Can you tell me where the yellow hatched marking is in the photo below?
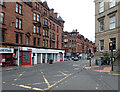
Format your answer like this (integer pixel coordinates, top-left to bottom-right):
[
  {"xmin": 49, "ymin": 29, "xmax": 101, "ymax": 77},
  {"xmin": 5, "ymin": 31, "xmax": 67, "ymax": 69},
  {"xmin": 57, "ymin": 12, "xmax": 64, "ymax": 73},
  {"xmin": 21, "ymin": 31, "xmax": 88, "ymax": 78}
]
[
  {"xmin": 14, "ymin": 71, "xmax": 25, "ymax": 81},
  {"xmin": 59, "ymin": 71, "xmax": 67, "ymax": 76},
  {"xmin": 44, "ymin": 73, "xmax": 73, "ymax": 90},
  {"xmin": 19, "ymin": 85, "xmax": 32, "ymax": 89},
  {"xmin": 41, "ymin": 71, "xmax": 50, "ymax": 87},
  {"xmin": 2, "ymin": 82, "xmax": 6, "ymax": 84},
  {"xmin": 32, "ymin": 87, "xmax": 44, "ymax": 91}
]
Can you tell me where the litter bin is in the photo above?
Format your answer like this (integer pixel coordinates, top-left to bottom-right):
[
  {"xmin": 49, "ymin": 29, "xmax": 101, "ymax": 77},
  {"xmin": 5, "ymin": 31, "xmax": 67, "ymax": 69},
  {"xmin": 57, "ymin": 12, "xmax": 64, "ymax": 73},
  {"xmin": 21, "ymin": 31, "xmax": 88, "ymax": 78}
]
[
  {"xmin": 49, "ymin": 60, "xmax": 53, "ymax": 64},
  {"xmin": 98, "ymin": 60, "xmax": 102, "ymax": 66}
]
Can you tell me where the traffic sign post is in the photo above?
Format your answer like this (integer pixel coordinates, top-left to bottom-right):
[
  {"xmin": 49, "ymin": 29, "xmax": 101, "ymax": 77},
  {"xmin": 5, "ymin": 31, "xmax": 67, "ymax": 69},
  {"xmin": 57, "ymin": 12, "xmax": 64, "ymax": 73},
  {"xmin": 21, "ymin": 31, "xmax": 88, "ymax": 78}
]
[
  {"xmin": 88, "ymin": 49, "xmax": 91, "ymax": 66},
  {"xmin": 109, "ymin": 41, "xmax": 114, "ymax": 71}
]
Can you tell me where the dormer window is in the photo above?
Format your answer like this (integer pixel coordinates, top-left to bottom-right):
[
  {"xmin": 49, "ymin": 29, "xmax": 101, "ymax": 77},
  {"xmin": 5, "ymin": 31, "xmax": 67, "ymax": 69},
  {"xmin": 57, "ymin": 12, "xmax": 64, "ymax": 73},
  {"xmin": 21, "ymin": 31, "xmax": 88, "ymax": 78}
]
[{"xmin": 44, "ymin": 9, "xmax": 47, "ymax": 15}]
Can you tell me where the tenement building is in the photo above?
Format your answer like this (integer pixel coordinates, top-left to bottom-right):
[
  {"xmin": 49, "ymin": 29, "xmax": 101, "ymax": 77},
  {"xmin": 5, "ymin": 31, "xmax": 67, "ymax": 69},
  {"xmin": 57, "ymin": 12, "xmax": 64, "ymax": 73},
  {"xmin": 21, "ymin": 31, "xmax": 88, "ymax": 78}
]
[
  {"xmin": 0, "ymin": 1, "xmax": 65, "ymax": 66},
  {"xmin": 63, "ymin": 30, "xmax": 95, "ymax": 58},
  {"xmin": 94, "ymin": 0, "xmax": 120, "ymax": 60}
]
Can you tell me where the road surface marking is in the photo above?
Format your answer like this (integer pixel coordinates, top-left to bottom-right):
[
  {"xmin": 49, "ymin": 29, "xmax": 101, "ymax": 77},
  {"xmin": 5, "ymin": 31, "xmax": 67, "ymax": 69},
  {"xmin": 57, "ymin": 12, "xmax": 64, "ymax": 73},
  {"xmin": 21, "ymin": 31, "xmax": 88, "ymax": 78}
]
[
  {"xmin": 59, "ymin": 71, "xmax": 67, "ymax": 76},
  {"xmin": 2, "ymin": 82, "xmax": 5, "ymax": 84},
  {"xmin": 26, "ymin": 81, "xmax": 56, "ymax": 86},
  {"xmin": 12, "ymin": 72, "xmax": 73, "ymax": 91},
  {"xmin": 41, "ymin": 71, "xmax": 50, "ymax": 87},
  {"xmin": 32, "ymin": 87, "xmax": 44, "ymax": 91},
  {"xmin": 108, "ymin": 73, "xmax": 120, "ymax": 75},
  {"xmin": 19, "ymin": 85, "xmax": 32, "ymax": 89},
  {"xmin": 14, "ymin": 71, "xmax": 25, "ymax": 81},
  {"xmin": 44, "ymin": 73, "xmax": 73, "ymax": 90}
]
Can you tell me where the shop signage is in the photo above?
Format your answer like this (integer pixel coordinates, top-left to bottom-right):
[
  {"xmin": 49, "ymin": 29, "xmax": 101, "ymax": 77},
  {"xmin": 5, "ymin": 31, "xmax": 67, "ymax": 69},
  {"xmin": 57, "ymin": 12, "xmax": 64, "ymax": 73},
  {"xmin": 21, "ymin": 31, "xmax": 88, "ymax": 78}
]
[{"xmin": 0, "ymin": 48, "xmax": 14, "ymax": 53}]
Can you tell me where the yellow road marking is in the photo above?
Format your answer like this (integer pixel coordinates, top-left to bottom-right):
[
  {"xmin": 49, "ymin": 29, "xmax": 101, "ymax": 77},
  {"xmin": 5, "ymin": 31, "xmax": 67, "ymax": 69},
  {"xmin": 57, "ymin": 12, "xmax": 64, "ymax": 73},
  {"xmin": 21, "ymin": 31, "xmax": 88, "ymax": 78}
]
[
  {"xmin": 2, "ymin": 82, "xmax": 6, "ymax": 84},
  {"xmin": 12, "ymin": 71, "xmax": 73, "ymax": 91},
  {"xmin": 111, "ymin": 74, "xmax": 120, "ymax": 75},
  {"xmin": 32, "ymin": 87, "xmax": 44, "ymax": 91},
  {"xmin": 26, "ymin": 81, "xmax": 56, "ymax": 86},
  {"xmin": 59, "ymin": 71, "xmax": 67, "ymax": 76},
  {"xmin": 44, "ymin": 73, "xmax": 73, "ymax": 90},
  {"xmin": 19, "ymin": 85, "xmax": 32, "ymax": 89},
  {"xmin": 54, "ymin": 75, "xmax": 65, "ymax": 77},
  {"xmin": 14, "ymin": 71, "xmax": 25, "ymax": 81},
  {"xmin": 41, "ymin": 71, "xmax": 50, "ymax": 87}
]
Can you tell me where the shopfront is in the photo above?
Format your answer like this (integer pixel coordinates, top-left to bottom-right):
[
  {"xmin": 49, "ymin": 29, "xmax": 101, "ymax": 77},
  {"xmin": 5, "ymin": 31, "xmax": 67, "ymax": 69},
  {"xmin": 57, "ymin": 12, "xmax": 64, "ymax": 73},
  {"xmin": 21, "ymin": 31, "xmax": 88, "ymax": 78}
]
[
  {"xmin": 19, "ymin": 47, "xmax": 32, "ymax": 66},
  {"xmin": 0, "ymin": 47, "xmax": 14, "ymax": 67}
]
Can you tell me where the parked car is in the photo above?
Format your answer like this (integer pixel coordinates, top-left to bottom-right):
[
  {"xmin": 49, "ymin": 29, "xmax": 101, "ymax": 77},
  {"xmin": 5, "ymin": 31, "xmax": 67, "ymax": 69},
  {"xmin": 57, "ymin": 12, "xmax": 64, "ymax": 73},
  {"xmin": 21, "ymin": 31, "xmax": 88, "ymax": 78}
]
[{"xmin": 74, "ymin": 57, "xmax": 79, "ymax": 61}]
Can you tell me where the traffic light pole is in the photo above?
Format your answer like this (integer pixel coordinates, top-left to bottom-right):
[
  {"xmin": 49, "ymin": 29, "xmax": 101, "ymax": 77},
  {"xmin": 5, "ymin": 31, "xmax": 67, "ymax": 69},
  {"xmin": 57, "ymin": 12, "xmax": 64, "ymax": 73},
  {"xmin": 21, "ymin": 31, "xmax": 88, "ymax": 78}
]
[
  {"xmin": 111, "ymin": 49, "xmax": 113, "ymax": 71},
  {"xmin": 90, "ymin": 57, "xmax": 91, "ymax": 66}
]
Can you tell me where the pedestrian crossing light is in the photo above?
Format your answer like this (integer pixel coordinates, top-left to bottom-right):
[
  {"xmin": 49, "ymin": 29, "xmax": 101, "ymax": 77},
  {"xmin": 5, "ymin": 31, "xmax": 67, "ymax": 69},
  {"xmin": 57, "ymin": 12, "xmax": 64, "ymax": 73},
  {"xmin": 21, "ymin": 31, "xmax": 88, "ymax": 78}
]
[{"xmin": 109, "ymin": 42, "xmax": 113, "ymax": 50}]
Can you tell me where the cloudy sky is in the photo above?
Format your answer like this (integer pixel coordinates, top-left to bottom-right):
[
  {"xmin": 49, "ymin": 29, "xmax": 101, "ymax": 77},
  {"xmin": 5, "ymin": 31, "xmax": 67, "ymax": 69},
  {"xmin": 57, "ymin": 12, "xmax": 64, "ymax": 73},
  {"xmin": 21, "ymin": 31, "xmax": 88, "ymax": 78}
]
[{"xmin": 42, "ymin": 0, "xmax": 95, "ymax": 42}]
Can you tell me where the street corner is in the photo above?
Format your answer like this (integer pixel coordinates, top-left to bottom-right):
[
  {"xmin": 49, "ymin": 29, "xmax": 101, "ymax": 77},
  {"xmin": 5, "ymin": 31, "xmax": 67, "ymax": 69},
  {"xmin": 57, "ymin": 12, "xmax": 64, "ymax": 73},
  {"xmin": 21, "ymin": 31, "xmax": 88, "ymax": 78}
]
[
  {"xmin": 83, "ymin": 65, "xmax": 100, "ymax": 70},
  {"xmin": 92, "ymin": 66, "xmax": 112, "ymax": 73}
]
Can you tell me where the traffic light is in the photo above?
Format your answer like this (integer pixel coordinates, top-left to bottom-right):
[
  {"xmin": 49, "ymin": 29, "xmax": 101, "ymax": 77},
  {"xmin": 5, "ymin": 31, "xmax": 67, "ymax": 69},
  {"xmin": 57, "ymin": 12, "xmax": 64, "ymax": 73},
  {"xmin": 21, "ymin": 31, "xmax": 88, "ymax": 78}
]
[
  {"xmin": 88, "ymin": 49, "xmax": 91, "ymax": 55},
  {"xmin": 109, "ymin": 42, "xmax": 113, "ymax": 50}
]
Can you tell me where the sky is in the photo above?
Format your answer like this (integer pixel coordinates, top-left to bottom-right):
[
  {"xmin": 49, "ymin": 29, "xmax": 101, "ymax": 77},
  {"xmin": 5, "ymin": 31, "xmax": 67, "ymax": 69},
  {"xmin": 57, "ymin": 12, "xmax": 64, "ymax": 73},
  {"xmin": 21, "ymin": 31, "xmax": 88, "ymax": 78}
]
[{"xmin": 42, "ymin": 0, "xmax": 95, "ymax": 42}]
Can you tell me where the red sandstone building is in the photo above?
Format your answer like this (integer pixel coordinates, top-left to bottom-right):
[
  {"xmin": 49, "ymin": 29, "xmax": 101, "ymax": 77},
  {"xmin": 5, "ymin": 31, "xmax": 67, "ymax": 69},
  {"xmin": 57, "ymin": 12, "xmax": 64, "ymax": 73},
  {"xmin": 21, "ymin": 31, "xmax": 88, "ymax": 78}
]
[
  {"xmin": 63, "ymin": 30, "xmax": 95, "ymax": 58},
  {"xmin": 0, "ymin": 1, "xmax": 65, "ymax": 66}
]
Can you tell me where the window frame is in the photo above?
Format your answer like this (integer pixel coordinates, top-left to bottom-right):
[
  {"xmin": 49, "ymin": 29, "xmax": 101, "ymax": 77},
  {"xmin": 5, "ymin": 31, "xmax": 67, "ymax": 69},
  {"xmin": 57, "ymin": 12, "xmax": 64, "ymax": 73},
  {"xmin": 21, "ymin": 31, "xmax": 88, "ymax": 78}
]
[
  {"xmin": 19, "ymin": 19, "xmax": 22, "ymax": 29},
  {"xmin": 37, "ymin": 38, "xmax": 40, "ymax": 46},
  {"xmin": 16, "ymin": 18, "xmax": 19, "ymax": 28},
  {"xmin": 26, "ymin": 36, "xmax": 29, "ymax": 45},
  {"xmin": 99, "ymin": 1, "xmax": 104, "ymax": 13},
  {"xmin": 99, "ymin": 19, "xmax": 104, "ymax": 32},
  {"xmin": 37, "ymin": 14, "xmax": 39, "ymax": 22},
  {"xmin": 1, "ymin": 12, "xmax": 4, "ymax": 24},
  {"xmin": 99, "ymin": 40, "xmax": 104, "ymax": 51},
  {"xmin": 33, "ymin": 25, "xmax": 36, "ymax": 33},
  {"xmin": 109, "ymin": 16, "xmax": 115, "ymax": 29},
  {"xmin": 33, "ymin": 37, "xmax": 36, "ymax": 46},
  {"xmin": 33, "ymin": 13, "xmax": 36, "ymax": 21},
  {"xmin": 109, "ymin": 0, "xmax": 115, "ymax": 8}
]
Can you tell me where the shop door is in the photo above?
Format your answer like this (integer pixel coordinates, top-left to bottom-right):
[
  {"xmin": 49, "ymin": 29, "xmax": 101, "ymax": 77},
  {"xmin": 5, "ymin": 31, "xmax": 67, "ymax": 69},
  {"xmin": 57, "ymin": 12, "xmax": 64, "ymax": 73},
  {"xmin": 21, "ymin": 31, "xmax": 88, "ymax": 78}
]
[{"xmin": 22, "ymin": 52, "xmax": 31, "ymax": 66}]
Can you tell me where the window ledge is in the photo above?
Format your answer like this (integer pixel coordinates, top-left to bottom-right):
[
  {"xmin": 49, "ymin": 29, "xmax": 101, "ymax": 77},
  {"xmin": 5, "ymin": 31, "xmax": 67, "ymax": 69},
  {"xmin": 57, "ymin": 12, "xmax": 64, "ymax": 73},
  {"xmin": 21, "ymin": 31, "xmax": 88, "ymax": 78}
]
[
  {"xmin": 0, "ymin": 23, "xmax": 6, "ymax": 26},
  {"xmin": 15, "ymin": 28, "xmax": 23, "ymax": 30},
  {"xmin": 0, "ymin": 4, "xmax": 6, "ymax": 8},
  {"xmin": 15, "ymin": 12, "xmax": 23, "ymax": 16}
]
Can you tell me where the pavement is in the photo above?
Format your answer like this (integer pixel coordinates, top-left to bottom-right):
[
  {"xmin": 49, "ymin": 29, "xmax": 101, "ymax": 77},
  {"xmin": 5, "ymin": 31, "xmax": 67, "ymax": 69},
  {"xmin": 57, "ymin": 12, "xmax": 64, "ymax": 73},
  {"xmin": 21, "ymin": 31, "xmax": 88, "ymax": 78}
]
[{"xmin": 83, "ymin": 60, "xmax": 120, "ymax": 76}]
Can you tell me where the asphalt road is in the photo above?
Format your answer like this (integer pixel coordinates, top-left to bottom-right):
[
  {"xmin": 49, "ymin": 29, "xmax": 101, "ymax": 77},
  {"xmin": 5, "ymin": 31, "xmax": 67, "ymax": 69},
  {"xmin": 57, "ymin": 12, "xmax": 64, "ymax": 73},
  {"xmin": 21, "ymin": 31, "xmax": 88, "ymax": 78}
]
[{"xmin": 1, "ymin": 59, "xmax": 119, "ymax": 91}]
